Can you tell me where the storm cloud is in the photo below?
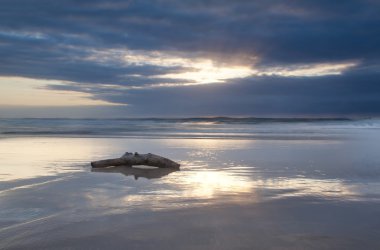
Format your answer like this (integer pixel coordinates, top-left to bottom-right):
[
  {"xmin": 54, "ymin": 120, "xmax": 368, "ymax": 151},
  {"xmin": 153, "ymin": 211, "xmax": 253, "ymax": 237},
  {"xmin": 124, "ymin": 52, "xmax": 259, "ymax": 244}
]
[{"xmin": 1, "ymin": 0, "xmax": 380, "ymax": 117}]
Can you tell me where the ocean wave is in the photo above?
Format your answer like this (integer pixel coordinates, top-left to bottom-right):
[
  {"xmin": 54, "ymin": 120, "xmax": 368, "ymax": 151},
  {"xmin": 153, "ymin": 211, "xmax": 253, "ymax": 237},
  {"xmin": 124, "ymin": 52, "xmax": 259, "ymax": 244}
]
[{"xmin": 0, "ymin": 117, "xmax": 379, "ymax": 138}]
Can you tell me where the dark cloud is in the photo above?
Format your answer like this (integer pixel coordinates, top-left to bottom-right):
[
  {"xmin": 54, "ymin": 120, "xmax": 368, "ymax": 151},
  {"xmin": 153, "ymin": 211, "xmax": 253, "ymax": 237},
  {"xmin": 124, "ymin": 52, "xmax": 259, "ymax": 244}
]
[
  {"xmin": 2, "ymin": 0, "xmax": 380, "ymax": 61},
  {"xmin": 0, "ymin": 0, "xmax": 380, "ymax": 116},
  {"xmin": 84, "ymin": 71, "xmax": 379, "ymax": 117}
]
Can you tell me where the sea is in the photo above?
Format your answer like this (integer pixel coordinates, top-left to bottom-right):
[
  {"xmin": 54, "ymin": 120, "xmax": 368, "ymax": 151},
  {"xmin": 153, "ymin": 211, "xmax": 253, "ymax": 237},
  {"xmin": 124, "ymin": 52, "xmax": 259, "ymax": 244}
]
[{"xmin": 0, "ymin": 117, "xmax": 379, "ymax": 139}]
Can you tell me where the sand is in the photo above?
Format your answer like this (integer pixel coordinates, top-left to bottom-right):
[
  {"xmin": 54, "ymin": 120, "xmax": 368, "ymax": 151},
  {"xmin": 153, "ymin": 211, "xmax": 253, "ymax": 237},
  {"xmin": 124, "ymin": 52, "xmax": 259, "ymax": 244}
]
[{"xmin": 0, "ymin": 136, "xmax": 380, "ymax": 249}]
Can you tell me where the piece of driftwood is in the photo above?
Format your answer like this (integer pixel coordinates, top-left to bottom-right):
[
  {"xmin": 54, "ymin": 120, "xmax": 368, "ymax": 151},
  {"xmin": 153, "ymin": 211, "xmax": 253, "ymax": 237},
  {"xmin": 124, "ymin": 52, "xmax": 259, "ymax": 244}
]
[{"xmin": 90, "ymin": 152, "xmax": 180, "ymax": 169}]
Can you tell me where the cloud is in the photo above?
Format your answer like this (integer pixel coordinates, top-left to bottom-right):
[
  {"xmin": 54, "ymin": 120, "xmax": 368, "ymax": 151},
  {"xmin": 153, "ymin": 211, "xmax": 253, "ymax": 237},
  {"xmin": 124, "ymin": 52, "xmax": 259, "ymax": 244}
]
[
  {"xmin": 0, "ymin": 0, "xmax": 379, "ymax": 116},
  {"xmin": 43, "ymin": 70, "xmax": 380, "ymax": 117}
]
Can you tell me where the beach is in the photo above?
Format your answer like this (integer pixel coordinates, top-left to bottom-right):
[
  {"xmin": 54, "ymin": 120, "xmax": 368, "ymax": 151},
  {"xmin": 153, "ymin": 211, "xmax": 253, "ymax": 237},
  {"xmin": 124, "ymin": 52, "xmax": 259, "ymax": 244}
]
[{"xmin": 1, "ymin": 119, "xmax": 380, "ymax": 249}]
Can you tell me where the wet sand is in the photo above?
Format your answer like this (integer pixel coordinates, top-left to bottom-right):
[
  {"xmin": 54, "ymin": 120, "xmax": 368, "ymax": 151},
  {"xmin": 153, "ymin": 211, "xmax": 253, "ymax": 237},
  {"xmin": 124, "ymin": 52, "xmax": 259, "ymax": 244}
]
[{"xmin": 1, "ymin": 135, "xmax": 380, "ymax": 249}]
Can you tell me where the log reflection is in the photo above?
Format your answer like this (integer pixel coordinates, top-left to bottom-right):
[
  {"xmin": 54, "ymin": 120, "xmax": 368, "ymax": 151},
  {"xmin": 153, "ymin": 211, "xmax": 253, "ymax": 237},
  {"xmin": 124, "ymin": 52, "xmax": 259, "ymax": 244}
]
[{"xmin": 92, "ymin": 166, "xmax": 179, "ymax": 180}]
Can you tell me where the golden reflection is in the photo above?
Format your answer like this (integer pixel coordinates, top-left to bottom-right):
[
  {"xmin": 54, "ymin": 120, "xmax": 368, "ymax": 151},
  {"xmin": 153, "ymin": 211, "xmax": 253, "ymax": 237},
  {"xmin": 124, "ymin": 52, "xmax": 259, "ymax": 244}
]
[
  {"xmin": 177, "ymin": 170, "xmax": 254, "ymax": 199},
  {"xmin": 85, "ymin": 168, "xmax": 256, "ymax": 211},
  {"xmin": 164, "ymin": 171, "xmax": 357, "ymax": 202},
  {"xmin": 86, "ymin": 167, "xmax": 362, "ymax": 212}
]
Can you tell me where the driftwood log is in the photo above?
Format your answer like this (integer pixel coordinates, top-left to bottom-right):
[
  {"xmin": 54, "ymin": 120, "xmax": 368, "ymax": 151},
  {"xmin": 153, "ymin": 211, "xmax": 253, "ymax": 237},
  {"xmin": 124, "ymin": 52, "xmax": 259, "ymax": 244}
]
[{"xmin": 90, "ymin": 152, "xmax": 180, "ymax": 169}]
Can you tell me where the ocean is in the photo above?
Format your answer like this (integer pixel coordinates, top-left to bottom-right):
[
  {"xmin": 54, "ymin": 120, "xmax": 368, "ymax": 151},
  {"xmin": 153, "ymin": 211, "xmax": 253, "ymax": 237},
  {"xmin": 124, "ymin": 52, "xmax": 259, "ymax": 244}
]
[
  {"xmin": 1, "ymin": 117, "xmax": 379, "ymax": 139},
  {"xmin": 0, "ymin": 118, "xmax": 379, "ymax": 249}
]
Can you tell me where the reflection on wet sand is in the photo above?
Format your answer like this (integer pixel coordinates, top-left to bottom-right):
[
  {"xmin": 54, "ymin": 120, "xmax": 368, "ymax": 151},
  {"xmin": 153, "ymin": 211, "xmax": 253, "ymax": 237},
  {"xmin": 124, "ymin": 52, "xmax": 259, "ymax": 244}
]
[
  {"xmin": 92, "ymin": 166, "xmax": 179, "ymax": 180},
  {"xmin": 173, "ymin": 170, "xmax": 255, "ymax": 201},
  {"xmin": 1, "ymin": 136, "xmax": 380, "ymax": 249},
  {"xmin": 87, "ymin": 163, "xmax": 373, "ymax": 213},
  {"xmin": 155, "ymin": 170, "xmax": 364, "ymax": 205}
]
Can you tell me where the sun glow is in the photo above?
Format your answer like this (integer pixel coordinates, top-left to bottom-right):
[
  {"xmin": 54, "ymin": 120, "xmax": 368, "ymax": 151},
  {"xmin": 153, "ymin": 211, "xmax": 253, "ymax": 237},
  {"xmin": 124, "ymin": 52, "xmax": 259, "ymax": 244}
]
[
  {"xmin": 87, "ymin": 48, "xmax": 359, "ymax": 89},
  {"xmin": 157, "ymin": 60, "xmax": 254, "ymax": 86},
  {"xmin": 121, "ymin": 50, "xmax": 254, "ymax": 86}
]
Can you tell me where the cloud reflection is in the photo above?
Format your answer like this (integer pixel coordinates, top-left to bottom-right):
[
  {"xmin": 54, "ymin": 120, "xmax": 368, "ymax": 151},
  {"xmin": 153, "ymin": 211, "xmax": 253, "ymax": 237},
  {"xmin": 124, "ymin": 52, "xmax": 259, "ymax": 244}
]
[
  {"xmin": 85, "ymin": 167, "xmax": 366, "ymax": 213},
  {"xmin": 1, "ymin": 137, "xmax": 378, "ymax": 216},
  {"xmin": 0, "ymin": 138, "xmax": 96, "ymax": 182},
  {"xmin": 161, "ymin": 169, "xmax": 360, "ymax": 204}
]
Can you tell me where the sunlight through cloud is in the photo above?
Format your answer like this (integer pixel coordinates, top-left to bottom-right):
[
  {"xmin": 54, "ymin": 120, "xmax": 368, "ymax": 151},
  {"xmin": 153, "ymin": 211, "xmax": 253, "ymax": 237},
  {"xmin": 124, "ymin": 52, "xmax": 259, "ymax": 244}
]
[{"xmin": 91, "ymin": 49, "xmax": 359, "ymax": 87}]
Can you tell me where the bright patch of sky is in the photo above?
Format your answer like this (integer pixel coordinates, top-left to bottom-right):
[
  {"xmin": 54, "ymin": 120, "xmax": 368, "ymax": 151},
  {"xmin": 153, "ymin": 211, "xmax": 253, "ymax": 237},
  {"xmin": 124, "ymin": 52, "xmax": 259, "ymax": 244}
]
[{"xmin": 0, "ymin": 77, "xmax": 117, "ymax": 106}]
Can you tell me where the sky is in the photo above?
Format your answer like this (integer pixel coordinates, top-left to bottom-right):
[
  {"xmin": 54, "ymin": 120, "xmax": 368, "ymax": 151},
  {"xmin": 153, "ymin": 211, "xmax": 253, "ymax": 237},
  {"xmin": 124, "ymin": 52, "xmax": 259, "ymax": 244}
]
[{"xmin": 0, "ymin": 0, "xmax": 379, "ymax": 118}]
